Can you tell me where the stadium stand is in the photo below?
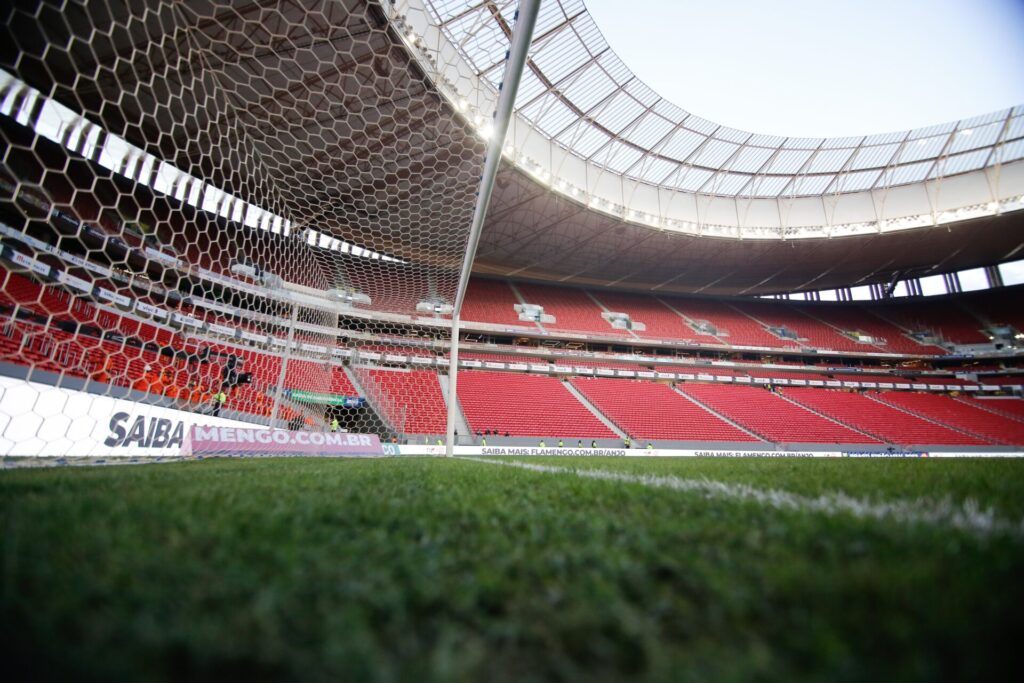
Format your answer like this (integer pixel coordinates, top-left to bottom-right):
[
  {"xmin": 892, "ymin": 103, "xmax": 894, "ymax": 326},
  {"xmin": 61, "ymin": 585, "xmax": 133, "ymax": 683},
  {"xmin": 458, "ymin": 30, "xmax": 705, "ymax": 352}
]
[
  {"xmin": 589, "ymin": 291, "xmax": 710, "ymax": 343},
  {"xmin": 679, "ymin": 383, "xmax": 880, "ymax": 444},
  {"xmin": 659, "ymin": 297, "xmax": 797, "ymax": 348},
  {"xmin": 871, "ymin": 392, "xmax": 1024, "ymax": 445},
  {"xmin": 460, "ymin": 279, "xmax": 530, "ymax": 327},
  {"xmin": 963, "ymin": 286, "xmax": 1024, "ymax": 333},
  {"xmin": 516, "ymin": 283, "xmax": 630, "ymax": 336},
  {"xmin": 872, "ymin": 299, "xmax": 989, "ymax": 344},
  {"xmin": 732, "ymin": 299, "xmax": 875, "ymax": 353},
  {"xmin": 570, "ymin": 378, "xmax": 760, "ymax": 442},
  {"xmin": 957, "ymin": 397, "xmax": 1024, "ymax": 422},
  {"xmin": 3, "ymin": 241, "xmax": 1023, "ymax": 445},
  {"xmin": 366, "ymin": 369, "xmax": 447, "ymax": 436},
  {"xmin": 782, "ymin": 388, "xmax": 989, "ymax": 446},
  {"xmin": 0, "ymin": 263, "xmax": 346, "ymax": 421},
  {"xmin": 796, "ymin": 305, "xmax": 946, "ymax": 355},
  {"xmin": 458, "ymin": 371, "xmax": 618, "ymax": 438}
]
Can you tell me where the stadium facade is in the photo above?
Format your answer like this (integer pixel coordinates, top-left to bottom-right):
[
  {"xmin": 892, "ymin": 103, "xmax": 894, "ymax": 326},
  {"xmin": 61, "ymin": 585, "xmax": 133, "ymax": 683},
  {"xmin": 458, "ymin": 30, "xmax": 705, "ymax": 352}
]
[{"xmin": 0, "ymin": 0, "xmax": 1022, "ymax": 458}]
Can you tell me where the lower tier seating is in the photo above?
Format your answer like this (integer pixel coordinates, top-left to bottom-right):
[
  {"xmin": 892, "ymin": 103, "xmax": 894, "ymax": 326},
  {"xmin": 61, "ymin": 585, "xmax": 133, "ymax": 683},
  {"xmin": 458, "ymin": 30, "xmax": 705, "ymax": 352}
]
[
  {"xmin": 570, "ymin": 378, "xmax": 759, "ymax": 442},
  {"xmin": 872, "ymin": 392, "xmax": 1024, "ymax": 445},
  {"xmin": 365, "ymin": 369, "xmax": 447, "ymax": 436},
  {"xmin": 679, "ymin": 383, "xmax": 879, "ymax": 444},
  {"xmin": 782, "ymin": 388, "xmax": 989, "ymax": 446},
  {"xmin": 458, "ymin": 371, "xmax": 617, "ymax": 438}
]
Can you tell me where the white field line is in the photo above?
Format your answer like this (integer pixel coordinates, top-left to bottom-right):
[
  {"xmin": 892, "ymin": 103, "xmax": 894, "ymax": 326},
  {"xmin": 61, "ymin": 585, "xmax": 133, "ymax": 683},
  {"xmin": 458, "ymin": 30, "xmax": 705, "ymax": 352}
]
[{"xmin": 457, "ymin": 456, "xmax": 1024, "ymax": 540}]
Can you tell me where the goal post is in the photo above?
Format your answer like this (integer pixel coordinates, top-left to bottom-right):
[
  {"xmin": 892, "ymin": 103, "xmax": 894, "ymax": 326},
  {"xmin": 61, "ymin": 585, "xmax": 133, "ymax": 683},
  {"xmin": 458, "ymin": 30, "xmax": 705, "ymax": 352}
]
[{"xmin": 444, "ymin": 0, "xmax": 542, "ymax": 458}]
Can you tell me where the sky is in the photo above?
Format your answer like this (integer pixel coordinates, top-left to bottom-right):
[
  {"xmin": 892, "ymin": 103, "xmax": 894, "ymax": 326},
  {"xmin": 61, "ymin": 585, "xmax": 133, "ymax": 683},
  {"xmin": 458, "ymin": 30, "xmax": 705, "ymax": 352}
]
[{"xmin": 583, "ymin": 0, "xmax": 1024, "ymax": 138}]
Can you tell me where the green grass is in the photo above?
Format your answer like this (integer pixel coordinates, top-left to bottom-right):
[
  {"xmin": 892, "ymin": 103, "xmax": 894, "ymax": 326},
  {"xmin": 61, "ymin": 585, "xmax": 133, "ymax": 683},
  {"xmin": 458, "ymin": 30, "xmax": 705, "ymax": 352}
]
[
  {"xmin": 1, "ymin": 457, "xmax": 1022, "ymax": 682},
  {"xmin": 518, "ymin": 456, "xmax": 1024, "ymax": 517}
]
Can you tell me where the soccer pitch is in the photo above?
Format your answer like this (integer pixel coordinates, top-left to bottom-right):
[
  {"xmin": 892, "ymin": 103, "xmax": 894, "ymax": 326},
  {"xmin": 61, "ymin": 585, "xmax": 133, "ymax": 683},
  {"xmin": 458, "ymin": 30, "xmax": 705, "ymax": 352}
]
[{"xmin": 2, "ymin": 457, "xmax": 1022, "ymax": 681}]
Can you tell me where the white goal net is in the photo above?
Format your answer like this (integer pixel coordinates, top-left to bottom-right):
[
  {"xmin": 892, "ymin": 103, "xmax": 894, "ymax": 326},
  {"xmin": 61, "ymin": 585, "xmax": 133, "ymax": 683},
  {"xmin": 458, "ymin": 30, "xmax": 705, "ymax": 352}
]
[{"xmin": 0, "ymin": 0, "xmax": 507, "ymax": 457}]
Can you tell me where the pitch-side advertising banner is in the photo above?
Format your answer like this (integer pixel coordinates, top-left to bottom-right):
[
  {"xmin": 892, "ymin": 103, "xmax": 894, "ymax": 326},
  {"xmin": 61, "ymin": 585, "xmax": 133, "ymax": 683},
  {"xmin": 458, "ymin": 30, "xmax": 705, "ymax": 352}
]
[
  {"xmin": 393, "ymin": 446, "xmax": 844, "ymax": 458},
  {"xmin": 182, "ymin": 427, "xmax": 383, "ymax": 457},
  {"xmin": 392, "ymin": 446, "xmax": 1024, "ymax": 458},
  {"xmin": 0, "ymin": 377, "xmax": 256, "ymax": 457}
]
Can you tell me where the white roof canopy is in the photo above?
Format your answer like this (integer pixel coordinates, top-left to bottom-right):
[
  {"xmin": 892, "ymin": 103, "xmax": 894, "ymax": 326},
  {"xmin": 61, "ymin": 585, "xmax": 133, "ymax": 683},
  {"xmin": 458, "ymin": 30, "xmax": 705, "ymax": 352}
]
[{"xmin": 395, "ymin": 0, "xmax": 1024, "ymax": 238}]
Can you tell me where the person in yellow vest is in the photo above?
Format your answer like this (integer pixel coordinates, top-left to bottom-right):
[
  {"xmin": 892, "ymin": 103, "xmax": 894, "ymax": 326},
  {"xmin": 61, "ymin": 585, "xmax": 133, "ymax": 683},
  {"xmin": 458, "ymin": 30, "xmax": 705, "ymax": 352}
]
[
  {"xmin": 624, "ymin": 436, "xmax": 632, "ymax": 449},
  {"xmin": 330, "ymin": 418, "xmax": 340, "ymax": 432},
  {"xmin": 591, "ymin": 440, "xmax": 597, "ymax": 449},
  {"xmin": 481, "ymin": 436, "xmax": 487, "ymax": 447},
  {"xmin": 646, "ymin": 442, "xmax": 654, "ymax": 450},
  {"xmin": 538, "ymin": 440, "xmax": 546, "ymax": 448},
  {"xmin": 558, "ymin": 439, "xmax": 564, "ymax": 448},
  {"xmin": 211, "ymin": 388, "xmax": 227, "ymax": 416}
]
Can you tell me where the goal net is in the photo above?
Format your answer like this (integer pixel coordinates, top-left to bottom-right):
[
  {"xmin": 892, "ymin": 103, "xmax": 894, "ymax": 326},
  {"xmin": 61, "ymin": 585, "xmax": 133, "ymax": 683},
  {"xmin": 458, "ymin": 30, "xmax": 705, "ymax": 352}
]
[{"xmin": 0, "ymin": 0, "xmax": 500, "ymax": 457}]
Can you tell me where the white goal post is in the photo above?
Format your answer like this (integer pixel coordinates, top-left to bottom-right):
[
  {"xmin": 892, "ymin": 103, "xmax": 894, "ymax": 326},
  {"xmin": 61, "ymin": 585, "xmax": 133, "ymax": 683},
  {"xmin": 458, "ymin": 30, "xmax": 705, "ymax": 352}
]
[{"xmin": 445, "ymin": 0, "xmax": 542, "ymax": 458}]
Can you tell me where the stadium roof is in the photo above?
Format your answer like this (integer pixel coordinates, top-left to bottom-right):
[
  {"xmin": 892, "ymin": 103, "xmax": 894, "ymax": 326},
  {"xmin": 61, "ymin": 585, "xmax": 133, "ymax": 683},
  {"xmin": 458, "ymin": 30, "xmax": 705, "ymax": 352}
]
[
  {"xmin": 393, "ymin": 0, "xmax": 1024, "ymax": 292},
  {"xmin": 428, "ymin": 0, "xmax": 1023, "ymax": 198}
]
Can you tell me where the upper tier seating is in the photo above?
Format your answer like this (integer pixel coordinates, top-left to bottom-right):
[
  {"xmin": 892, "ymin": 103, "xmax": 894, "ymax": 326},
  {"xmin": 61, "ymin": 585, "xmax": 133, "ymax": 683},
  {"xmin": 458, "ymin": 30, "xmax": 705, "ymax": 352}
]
[
  {"xmin": 874, "ymin": 300, "xmax": 989, "ymax": 344},
  {"xmin": 516, "ymin": 283, "xmax": 629, "ymax": 336},
  {"xmin": 958, "ymin": 397, "xmax": 1024, "ymax": 422},
  {"xmin": 680, "ymin": 383, "xmax": 879, "ymax": 444},
  {"xmin": 872, "ymin": 392, "xmax": 1024, "ymax": 445},
  {"xmin": 963, "ymin": 286, "xmax": 1024, "ymax": 332},
  {"xmin": 782, "ymin": 388, "xmax": 989, "ymax": 446},
  {"xmin": 659, "ymin": 297, "xmax": 798, "ymax": 348},
  {"xmin": 570, "ymin": 378, "xmax": 759, "ymax": 442},
  {"xmin": 796, "ymin": 305, "xmax": 945, "ymax": 355},
  {"xmin": 366, "ymin": 369, "xmax": 447, "ymax": 435},
  {"xmin": 457, "ymin": 371, "xmax": 617, "ymax": 438},
  {"xmin": 345, "ymin": 264, "xmax": 431, "ymax": 316},
  {"xmin": 732, "ymin": 300, "xmax": 872, "ymax": 353},
  {"xmin": 590, "ymin": 291, "xmax": 709, "ymax": 343},
  {"xmin": 460, "ymin": 279, "xmax": 528, "ymax": 327}
]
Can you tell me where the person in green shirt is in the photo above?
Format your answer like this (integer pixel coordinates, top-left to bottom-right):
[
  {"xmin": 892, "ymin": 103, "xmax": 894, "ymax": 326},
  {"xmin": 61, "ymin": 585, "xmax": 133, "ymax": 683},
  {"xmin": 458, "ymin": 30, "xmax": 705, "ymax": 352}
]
[
  {"xmin": 330, "ymin": 418, "xmax": 340, "ymax": 432},
  {"xmin": 591, "ymin": 440, "xmax": 597, "ymax": 449},
  {"xmin": 624, "ymin": 436, "xmax": 632, "ymax": 448},
  {"xmin": 539, "ymin": 440, "xmax": 546, "ymax": 448},
  {"xmin": 558, "ymin": 439, "xmax": 564, "ymax": 448},
  {"xmin": 646, "ymin": 442, "xmax": 654, "ymax": 450}
]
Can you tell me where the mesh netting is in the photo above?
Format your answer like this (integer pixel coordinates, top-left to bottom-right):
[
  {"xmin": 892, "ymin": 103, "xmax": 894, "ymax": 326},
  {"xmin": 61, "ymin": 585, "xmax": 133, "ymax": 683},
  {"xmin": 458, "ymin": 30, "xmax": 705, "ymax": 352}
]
[{"xmin": 0, "ymin": 0, "xmax": 489, "ymax": 455}]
